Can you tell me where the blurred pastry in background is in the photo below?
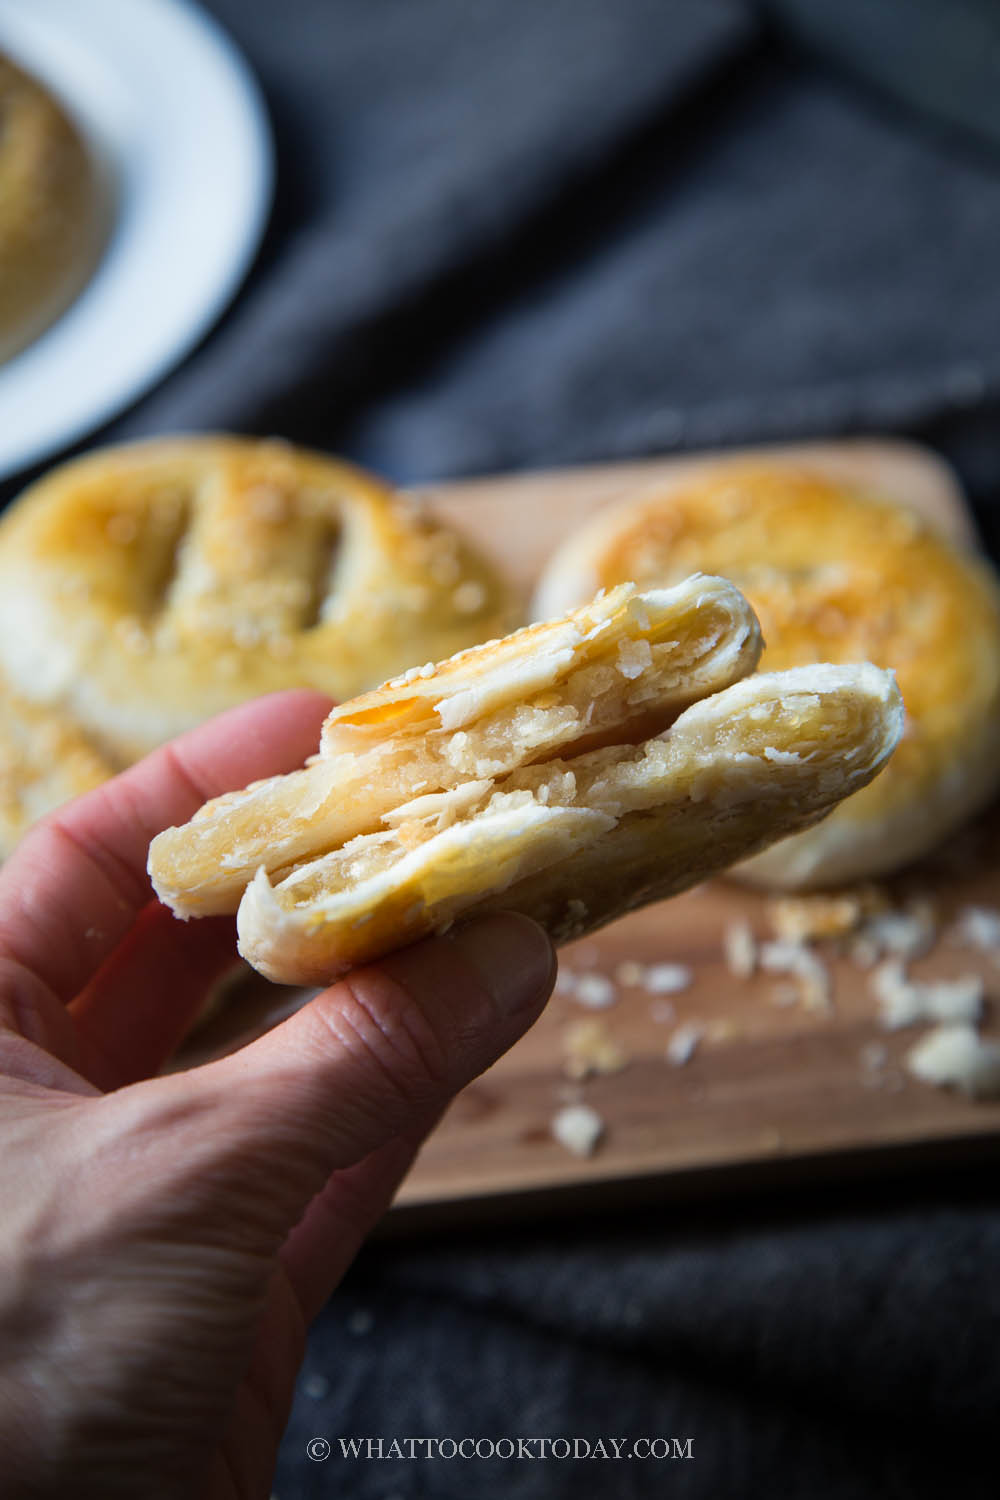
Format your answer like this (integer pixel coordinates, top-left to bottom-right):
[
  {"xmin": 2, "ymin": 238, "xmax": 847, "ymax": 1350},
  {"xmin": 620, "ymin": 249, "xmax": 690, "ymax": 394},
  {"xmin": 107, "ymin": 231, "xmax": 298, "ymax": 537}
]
[
  {"xmin": 534, "ymin": 463, "xmax": 1000, "ymax": 889},
  {"xmin": 0, "ymin": 667, "xmax": 114, "ymax": 857},
  {"xmin": 0, "ymin": 435, "xmax": 519, "ymax": 854},
  {"xmin": 0, "ymin": 51, "xmax": 109, "ymax": 365}
]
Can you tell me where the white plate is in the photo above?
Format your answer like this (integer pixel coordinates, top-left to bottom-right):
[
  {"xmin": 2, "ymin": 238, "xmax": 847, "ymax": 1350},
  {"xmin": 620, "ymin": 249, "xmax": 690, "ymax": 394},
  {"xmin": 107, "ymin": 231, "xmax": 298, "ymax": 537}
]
[{"xmin": 0, "ymin": 0, "xmax": 272, "ymax": 481}]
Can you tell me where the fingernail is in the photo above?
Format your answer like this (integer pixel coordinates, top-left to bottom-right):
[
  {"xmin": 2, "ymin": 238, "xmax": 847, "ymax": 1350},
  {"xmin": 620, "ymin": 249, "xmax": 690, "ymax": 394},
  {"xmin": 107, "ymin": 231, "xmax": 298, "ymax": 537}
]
[{"xmin": 445, "ymin": 913, "xmax": 556, "ymax": 1018}]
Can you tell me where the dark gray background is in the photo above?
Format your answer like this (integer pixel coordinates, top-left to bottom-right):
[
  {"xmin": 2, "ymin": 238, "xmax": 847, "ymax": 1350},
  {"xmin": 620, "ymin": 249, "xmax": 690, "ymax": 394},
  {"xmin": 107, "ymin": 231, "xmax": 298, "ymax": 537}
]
[{"xmin": 19, "ymin": 1, "xmax": 1000, "ymax": 1493}]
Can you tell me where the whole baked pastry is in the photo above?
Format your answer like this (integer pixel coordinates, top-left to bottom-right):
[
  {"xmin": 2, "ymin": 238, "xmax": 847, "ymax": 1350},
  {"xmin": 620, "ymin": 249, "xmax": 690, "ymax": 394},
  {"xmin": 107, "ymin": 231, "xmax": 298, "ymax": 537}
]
[
  {"xmin": 150, "ymin": 579, "xmax": 903, "ymax": 986},
  {"xmin": 533, "ymin": 464, "xmax": 1000, "ymax": 888},
  {"xmin": 0, "ymin": 51, "xmax": 108, "ymax": 364},
  {"xmin": 0, "ymin": 436, "xmax": 519, "ymax": 853}
]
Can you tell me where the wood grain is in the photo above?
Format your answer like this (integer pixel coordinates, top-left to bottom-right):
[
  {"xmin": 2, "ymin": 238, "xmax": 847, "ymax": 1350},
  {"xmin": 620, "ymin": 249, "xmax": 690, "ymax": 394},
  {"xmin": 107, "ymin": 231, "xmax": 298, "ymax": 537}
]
[{"xmin": 421, "ymin": 437, "xmax": 978, "ymax": 601}]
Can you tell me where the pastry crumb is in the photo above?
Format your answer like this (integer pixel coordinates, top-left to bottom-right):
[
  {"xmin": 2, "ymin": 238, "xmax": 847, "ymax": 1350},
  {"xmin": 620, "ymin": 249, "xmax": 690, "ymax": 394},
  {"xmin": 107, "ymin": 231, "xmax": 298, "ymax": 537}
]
[
  {"xmin": 871, "ymin": 959, "xmax": 983, "ymax": 1030},
  {"xmin": 563, "ymin": 1018, "xmax": 629, "ymax": 1079},
  {"xmin": 723, "ymin": 919, "xmax": 757, "ymax": 978},
  {"xmin": 759, "ymin": 940, "xmax": 831, "ymax": 1012},
  {"xmin": 666, "ymin": 1022, "xmax": 704, "ymax": 1066},
  {"xmin": 572, "ymin": 972, "xmax": 617, "ymax": 1010},
  {"xmin": 768, "ymin": 893, "xmax": 864, "ymax": 943},
  {"xmin": 610, "ymin": 959, "xmax": 691, "ymax": 994},
  {"xmin": 551, "ymin": 1103, "xmax": 606, "ymax": 1156},
  {"xmin": 860, "ymin": 902, "xmax": 936, "ymax": 963},
  {"xmin": 949, "ymin": 905, "xmax": 1000, "ymax": 959},
  {"xmin": 904, "ymin": 1023, "xmax": 1000, "ymax": 1100},
  {"xmin": 644, "ymin": 962, "xmax": 692, "ymax": 995}
]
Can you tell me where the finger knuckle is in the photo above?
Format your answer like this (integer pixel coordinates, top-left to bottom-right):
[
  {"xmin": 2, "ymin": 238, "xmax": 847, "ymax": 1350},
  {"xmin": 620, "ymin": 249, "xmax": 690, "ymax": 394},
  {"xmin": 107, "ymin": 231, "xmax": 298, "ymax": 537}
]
[{"xmin": 307, "ymin": 970, "xmax": 453, "ymax": 1119}]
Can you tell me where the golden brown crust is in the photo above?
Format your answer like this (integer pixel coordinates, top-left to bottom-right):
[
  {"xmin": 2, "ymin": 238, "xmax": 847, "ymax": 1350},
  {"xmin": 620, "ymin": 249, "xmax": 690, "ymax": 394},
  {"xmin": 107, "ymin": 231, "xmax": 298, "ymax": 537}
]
[
  {"xmin": 534, "ymin": 463, "xmax": 1000, "ymax": 886},
  {"xmin": 0, "ymin": 52, "xmax": 108, "ymax": 364},
  {"xmin": 0, "ymin": 436, "xmax": 520, "ymax": 851}
]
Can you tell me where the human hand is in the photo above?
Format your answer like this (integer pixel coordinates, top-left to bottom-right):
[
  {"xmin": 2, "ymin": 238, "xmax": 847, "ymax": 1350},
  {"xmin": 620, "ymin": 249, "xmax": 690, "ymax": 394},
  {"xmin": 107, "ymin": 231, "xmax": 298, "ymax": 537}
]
[{"xmin": 0, "ymin": 691, "xmax": 555, "ymax": 1499}]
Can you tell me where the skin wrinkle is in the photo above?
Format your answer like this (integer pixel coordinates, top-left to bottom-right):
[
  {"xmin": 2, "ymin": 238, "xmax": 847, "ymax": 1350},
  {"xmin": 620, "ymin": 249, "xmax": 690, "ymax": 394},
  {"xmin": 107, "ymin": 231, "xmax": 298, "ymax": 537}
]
[
  {"xmin": 70, "ymin": 908, "xmax": 241, "ymax": 1092},
  {"xmin": 100, "ymin": 1078, "xmax": 368, "ymax": 1257},
  {"xmin": 47, "ymin": 814, "xmax": 152, "ymax": 917},
  {"xmin": 0, "ymin": 956, "xmax": 61, "ymax": 1047},
  {"xmin": 278, "ymin": 1134, "xmax": 423, "ymax": 1327},
  {"xmin": 336, "ymin": 964, "xmax": 457, "ymax": 1098},
  {"xmin": 160, "ymin": 737, "xmax": 232, "ymax": 813},
  {"xmin": 304, "ymin": 978, "xmax": 444, "ymax": 1134},
  {"xmin": 0, "ymin": 1005, "xmax": 95, "ymax": 1095},
  {"xmin": 298, "ymin": 1136, "xmax": 418, "ymax": 1250},
  {"xmin": 0, "ymin": 830, "xmax": 143, "ymax": 1009},
  {"xmin": 82, "ymin": 1115, "xmax": 302, "ymax": 1253}
]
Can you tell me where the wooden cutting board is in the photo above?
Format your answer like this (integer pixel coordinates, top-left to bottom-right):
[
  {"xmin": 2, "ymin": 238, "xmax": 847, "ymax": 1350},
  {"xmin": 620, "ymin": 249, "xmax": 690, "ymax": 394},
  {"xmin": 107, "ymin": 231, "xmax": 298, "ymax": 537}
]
[{"xmin": 184, "ymin": 438, "xmax": 1000, "ymax": 1225}]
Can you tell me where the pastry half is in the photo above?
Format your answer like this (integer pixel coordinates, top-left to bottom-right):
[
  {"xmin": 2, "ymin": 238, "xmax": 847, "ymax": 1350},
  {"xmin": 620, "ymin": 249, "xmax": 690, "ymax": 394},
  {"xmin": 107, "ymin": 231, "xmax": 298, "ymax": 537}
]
[
  {"xmin": 149, "ymin": 577, "xmax": 763, "ymax": 916},
  {"xmin": 534, "ymin": 462, "xmax": 1000, "ymax": 888},
  {"xmin": 150, "ymin": 578, "xmax": 903, "ymax": 986}
]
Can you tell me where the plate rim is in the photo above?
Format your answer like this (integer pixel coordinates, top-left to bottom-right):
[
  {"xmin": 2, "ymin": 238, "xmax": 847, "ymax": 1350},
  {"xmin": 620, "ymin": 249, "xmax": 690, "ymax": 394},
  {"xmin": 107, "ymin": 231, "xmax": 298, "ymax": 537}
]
[{"xmin": 0, "ymin": 0, "xmax": 273, "ymax": 482}]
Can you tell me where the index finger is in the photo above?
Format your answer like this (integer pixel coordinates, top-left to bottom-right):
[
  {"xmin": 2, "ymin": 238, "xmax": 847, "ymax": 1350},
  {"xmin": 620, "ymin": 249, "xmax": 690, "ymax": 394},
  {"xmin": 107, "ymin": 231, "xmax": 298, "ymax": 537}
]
[{"xmin": 0, "ymin": 690, "xmax": 332, "ymax": 1004}]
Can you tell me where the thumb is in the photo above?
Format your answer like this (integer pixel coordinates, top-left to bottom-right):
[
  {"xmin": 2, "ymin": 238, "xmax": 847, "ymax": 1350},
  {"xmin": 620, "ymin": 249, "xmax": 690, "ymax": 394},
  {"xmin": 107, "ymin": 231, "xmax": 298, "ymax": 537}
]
[{"xmin": 140, "ymin": 913, "xmax": 554, "ymax": 1235}]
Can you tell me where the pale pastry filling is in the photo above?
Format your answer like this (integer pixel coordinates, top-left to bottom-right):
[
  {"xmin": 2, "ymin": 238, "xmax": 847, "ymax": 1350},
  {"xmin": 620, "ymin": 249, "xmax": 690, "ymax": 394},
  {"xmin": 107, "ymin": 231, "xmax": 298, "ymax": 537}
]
[{"xmin": 269, "ymin": 675, "xmax": 876, "ymax": 911}]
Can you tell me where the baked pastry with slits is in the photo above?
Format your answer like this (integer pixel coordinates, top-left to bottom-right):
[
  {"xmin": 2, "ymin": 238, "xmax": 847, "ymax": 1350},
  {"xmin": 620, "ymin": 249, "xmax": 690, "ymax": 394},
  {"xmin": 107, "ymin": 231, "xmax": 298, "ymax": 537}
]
[
  {"xmin": 0, "ymin": 51, "xmax": 108, "ymax": 364},
  {"xmin": 0, "ymin": 436, "xmax": 518, "ymax": 853},
  {"xmin": 533, "ymin": 463, "xmax": 1000, "ymax": 889},
  {"xmin": 150, "ymin": 579, "xmax": 903, "ymax": 986}
]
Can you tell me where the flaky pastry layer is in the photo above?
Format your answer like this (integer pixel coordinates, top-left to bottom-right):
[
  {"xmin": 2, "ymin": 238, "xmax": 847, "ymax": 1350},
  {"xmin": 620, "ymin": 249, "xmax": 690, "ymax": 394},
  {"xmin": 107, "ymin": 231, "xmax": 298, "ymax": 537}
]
[
  {"xmin": 239, "ymin": 662, "xmax": 902, "ymax": 985},
  {"xmin": 149, "ymin": 577, "xmax": 762, "ymax": 915}
]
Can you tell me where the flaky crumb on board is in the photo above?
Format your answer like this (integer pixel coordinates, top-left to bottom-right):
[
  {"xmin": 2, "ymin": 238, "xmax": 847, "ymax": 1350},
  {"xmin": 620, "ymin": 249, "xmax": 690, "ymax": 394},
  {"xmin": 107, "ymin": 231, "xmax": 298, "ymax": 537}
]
[
  {"xmin": 723, "ymin": 919, "xmax": 757, "ymax": 978},
  {"xmin": 870, "ymin": 959, "xmax": 983, "ymax": 1030},
  {"xmin": 562, "ymin": 1018, "xmax": 629, "ymax": 1080},
  {"xmin": 666, "ymin": 1022, "xmax": 704, "ymax": 1066},
  {"xmin": 551, "ymin": 1103, "xmax": 606, "ymax": 1157},
  {"xmin": 905, "ymin": 1024, "xmax": 1000, "ymax": 1100}
]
